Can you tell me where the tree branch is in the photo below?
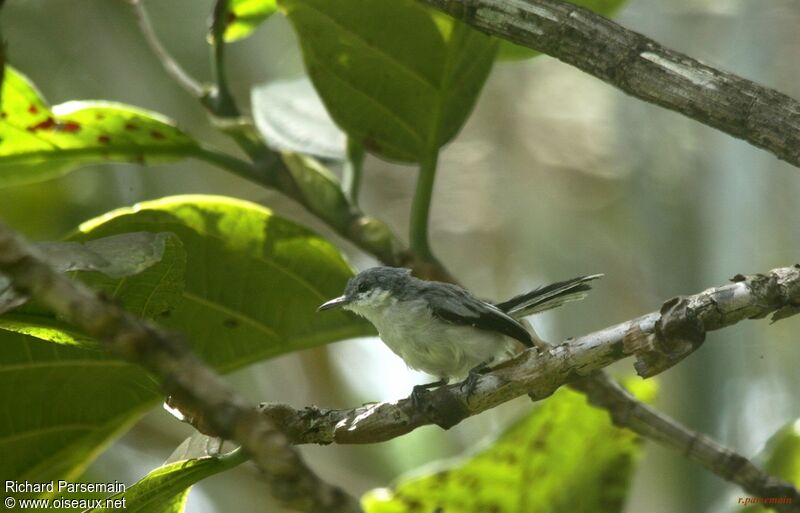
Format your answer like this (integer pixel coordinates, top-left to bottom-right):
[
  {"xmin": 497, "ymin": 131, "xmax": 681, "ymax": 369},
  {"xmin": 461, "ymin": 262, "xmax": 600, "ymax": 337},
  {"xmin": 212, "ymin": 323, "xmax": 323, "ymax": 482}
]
[
  {"xmin": 127, "ymin": 0, "xmax": 205, "ymax": 99},
  {"xmin": 257, "ymin": 265, "xmax": 800, "ymax": 511},
  {"xmin": 0, "ymin": 221, "xmax": 362, "ymax": 513},
  {"xmin": 207, "ymin": 0, "xmax": 239, "ymax": 116},
  {"xmin": 418, "ymin": 0, "xmax": 800, "ymax": 169}
]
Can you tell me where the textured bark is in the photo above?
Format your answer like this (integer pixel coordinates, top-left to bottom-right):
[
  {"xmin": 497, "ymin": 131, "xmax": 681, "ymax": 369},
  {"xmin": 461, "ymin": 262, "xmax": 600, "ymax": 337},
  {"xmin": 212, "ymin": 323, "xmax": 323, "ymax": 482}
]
[{"xmin": 418, "ymin": 0, "xmax": 800, "ymax": 169}]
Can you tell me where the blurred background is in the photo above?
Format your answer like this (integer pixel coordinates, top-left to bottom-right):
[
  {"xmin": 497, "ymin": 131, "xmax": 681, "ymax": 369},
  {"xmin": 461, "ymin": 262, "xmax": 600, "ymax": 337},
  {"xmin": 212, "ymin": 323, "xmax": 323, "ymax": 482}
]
[{"xmin": 2, "ymin": 0, "xmax": 799, "ymax": 511}]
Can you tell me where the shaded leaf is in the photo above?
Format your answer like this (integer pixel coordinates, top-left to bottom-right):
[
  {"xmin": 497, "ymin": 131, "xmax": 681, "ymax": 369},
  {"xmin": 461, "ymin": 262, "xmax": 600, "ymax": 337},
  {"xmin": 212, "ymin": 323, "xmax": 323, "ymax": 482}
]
[
  {"xmin": 0, "ymin": 233, "xmax": 186, "ymax": 344},
  {"xmin": 0, "ymin": 332, "xmax": 159, "ymax": 494},
  {"xmin": 362, "ymin": 379, "xmax": 655, "ymax": 513},
  {"xmin": 222, "ymin": 0, "xmax": 278, "ymax": 42},
  {"xmin": 497, "ymin": 0, "xmax": 628, "ymax": 60},
  {"xmin": 0, "ymin": 66, "xmax": 199, "ymax": 188},
  {"xmin": 88, "ymin": 437, "xmax": 245, "ymax": 513},
  {"xmin": 0, "ymin": 232, "xmax": 172, "ymax": 315},
  {"xmin": 252, "ymin": 77, "xmax": 346, "ymax": 159},
  {"xmin": 280, "ymin": 0, "xmax": 497, "ymax": 162}
]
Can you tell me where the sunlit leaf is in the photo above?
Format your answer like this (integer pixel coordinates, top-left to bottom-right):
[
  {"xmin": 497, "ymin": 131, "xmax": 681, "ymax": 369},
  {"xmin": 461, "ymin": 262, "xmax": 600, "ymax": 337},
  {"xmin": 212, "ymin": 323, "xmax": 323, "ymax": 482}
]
[
  {"xmin": 222, "ymin": 0, "xmax": 278, "ymax": 42},
  {"xmin": 0, "ymin": 66, "xmax": 199, "ymax": 187},
  {"xmin": 279, "ymin": 0, "xmax": 497, "ymax": 162},
  {"xmin": 497, "ymin": 0, "xmax": 629, "ymax": 60},
  {"xmin": 74, "ymin": 195, "xmax": 372, "ymax": 370},
  {"xmin": 252, "ymin": 77, "xmax": 346, "ymax": 159},
  {"xmin": 362, "ymin": 379, "xmax": 656, "ymax": 513}
]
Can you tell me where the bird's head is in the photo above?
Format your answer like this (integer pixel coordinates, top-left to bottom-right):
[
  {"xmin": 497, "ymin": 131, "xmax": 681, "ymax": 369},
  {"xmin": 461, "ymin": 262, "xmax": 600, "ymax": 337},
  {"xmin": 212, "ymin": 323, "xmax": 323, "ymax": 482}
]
[{"xmin": 317, "ymin": 266, "xmax": 412, "ymax": 314}]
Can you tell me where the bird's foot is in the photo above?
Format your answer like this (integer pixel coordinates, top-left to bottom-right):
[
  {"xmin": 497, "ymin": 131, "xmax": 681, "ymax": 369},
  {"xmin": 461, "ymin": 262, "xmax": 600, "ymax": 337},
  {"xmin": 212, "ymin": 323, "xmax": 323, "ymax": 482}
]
[
  {"xmin": 410, "ymin": 379, "xmax": 448, "ymax": 410},
  {"xmin": 460, "ymin": 362, "xmax": 491, "ymax": 397}
]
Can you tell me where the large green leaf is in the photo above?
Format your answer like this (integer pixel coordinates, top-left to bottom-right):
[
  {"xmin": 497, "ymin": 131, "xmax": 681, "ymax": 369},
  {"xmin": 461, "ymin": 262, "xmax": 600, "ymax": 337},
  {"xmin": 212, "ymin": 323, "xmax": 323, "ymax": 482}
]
[
  {"xmin": 0, "ymin": 195, "xmax": 370, "ymax": 491},
  {"xmin": 73, "ymin": 195, "xmax": 372, "ymax": 370},
  {"xmin": 362, "ymin": 380, "xmax": 655, "ymax": 513},
  {"xmin": 222, "ymin": 0, "xmax": 278, "ymax": 42},
  {"xmin": 497, "ymin": 0, "xmax": 628, "ymax": 60},
  {"xmin": 0, "ymin": 66, "xmax": 199, "ymax": 187},
  {"xmin": 0, "ymin": 332, "xmax": 159, "ymax": 494},
  {"xmin": 280, "ymin": 0, "xmax": 497, "ymax": 162}
]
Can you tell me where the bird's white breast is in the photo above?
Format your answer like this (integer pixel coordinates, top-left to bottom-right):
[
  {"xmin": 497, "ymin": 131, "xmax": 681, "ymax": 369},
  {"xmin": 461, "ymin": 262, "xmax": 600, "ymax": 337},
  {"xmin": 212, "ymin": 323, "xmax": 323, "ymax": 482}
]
[{"xmin": 346, "ymin": 293, "xmax": 521, "ymax": 380}]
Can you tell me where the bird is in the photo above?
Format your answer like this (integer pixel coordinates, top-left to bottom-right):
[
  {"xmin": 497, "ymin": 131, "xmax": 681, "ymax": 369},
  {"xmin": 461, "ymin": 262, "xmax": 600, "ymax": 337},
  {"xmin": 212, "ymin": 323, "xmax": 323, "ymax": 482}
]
[{"xmin": 318, "ymin": 267, "xmax": 602, "ymax": 400}]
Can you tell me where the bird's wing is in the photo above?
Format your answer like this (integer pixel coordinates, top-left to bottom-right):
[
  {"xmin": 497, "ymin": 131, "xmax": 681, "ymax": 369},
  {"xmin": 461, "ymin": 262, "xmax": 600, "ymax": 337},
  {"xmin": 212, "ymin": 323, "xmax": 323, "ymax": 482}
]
[
  {"xmin": 494, "ymin": 274, "xmax": 603, "ymax": 318},
  {"xmin": 423, "ymin": 284, "xmax": 534, "ymax": 347}
]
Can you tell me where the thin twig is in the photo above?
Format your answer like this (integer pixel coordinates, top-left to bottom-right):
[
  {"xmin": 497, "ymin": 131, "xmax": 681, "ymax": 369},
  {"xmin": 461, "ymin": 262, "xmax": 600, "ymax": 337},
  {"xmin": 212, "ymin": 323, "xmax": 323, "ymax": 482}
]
[
  {"xmin": 571, "ymin": 374, "xmax": 800, "ymax": 513},
  {"xmin": 128, "ymin": 0, "xmax": 205, "ymax": 98},
  {"xmin": 418, "ymin": 0, "xmax": 800, "ymax": 169},
  {"xmin": 0, "ymin": 220, "xmax": 362, "ymax": 513}
]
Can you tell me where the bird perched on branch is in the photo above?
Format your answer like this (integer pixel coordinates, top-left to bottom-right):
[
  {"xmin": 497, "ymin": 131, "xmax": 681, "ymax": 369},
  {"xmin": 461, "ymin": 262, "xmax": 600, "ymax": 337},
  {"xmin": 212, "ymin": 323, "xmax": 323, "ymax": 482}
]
[{"xmin": 318, "ymin": 267, "xmax": 601, "ymax": 402}]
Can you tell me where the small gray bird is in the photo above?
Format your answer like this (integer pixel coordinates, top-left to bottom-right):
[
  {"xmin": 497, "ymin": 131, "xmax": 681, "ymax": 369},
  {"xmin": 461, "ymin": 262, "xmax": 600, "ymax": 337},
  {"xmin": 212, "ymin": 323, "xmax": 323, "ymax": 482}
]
[{"xmin": 318, "ymin": 267, "xmax": 601, "ymax": 398}]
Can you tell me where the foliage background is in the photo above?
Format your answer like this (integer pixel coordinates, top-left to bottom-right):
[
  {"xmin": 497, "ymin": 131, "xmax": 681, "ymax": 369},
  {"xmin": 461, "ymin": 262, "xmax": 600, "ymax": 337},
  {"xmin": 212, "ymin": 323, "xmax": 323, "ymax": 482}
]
[{"xmin": 2, "ymin": 0, "xmax": 799, "ymax": 511}]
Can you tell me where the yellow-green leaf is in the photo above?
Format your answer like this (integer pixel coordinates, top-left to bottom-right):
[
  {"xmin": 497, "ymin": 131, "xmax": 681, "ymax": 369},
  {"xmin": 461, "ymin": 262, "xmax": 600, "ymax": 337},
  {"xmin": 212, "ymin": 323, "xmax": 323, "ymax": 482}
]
[
  {"xmin": 363, "ymin": 379, "xmax": 655, "ymax": 513},
  {"xmin": 0, "ymin": 66, "xmax": 199, "ymax": 187},
  {"xmin": 222, "ymin": 0, "xmax": 278, "ymax": 42}
]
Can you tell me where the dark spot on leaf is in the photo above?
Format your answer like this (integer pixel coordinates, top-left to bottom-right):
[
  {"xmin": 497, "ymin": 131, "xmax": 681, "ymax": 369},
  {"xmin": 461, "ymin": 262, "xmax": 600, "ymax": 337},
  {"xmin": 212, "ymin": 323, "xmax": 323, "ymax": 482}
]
[
  {"xmin": 223, "ymin": 318, "xmax": 239, "ymax": 328},
  {"xmin": 487, "ymin": 504, "xmax": 501, "ymax": 513},
  {"xmin": 124, "ymin": 123, "xmax": 139, "ymax": 131},
  {"xmin": 97, "ymin": 135, "xmax": 111, "ymax": 144},
  {"xmin": 62, "ymin": 121, "xmax": 81, "ymax": 133},
  {"xmin": 0, "ymin": 112, "xmax": 6, "ymax": 118},
  {"xmin": 28, "ymin": 105, "xmax": 39, "ymax": 114},
  {"xmin": 95, "ymin": 113, "xmax": 105, "ymax": 120},
  {"xmin": 30, "ymin": 117, "xmax": 56, "ymax": 131},
  {"xmin": 150, "ymin": 130, "xmax": 165, "ymax": 140},
  {"xmin": 401, "ymin": 497, "xmax": 422, "ymax": 510},
  {"xmin": 227, "ymin": 10, "xmax": 237, "ymax": 25},
  {"xmin": 160, "ymin": 309, "xmax": 172, "ymax": 318}
]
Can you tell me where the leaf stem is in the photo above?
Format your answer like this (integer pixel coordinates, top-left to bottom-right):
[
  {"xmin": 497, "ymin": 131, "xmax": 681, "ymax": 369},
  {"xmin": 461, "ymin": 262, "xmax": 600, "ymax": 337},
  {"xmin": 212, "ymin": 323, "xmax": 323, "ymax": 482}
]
[
  {"xmin": 208, "ymin": 0, "xmax": 239, "ymax": 117},
  {"xmin": 343, "ymin": 138, "xmax": 365, "ymax": 206},
  {"xmin": 128, "ymin": 0, "xmax": 204, "ymax": 98},
  {"xmin": 409, "ymin": 150, "xmax": 439, "ymax": 260}
]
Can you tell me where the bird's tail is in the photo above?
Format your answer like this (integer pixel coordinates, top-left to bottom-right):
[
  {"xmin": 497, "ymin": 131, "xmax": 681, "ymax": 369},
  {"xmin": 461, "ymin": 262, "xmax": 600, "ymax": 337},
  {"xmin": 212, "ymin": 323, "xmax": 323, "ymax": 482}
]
[{"xmin": 494, "ymin": 274, "xmax": 603, "ymax": 318}]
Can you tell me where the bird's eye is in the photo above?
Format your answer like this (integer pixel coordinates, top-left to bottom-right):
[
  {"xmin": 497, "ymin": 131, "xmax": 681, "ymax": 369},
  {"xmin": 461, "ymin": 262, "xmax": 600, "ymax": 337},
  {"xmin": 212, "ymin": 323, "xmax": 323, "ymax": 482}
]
[{"xmin": 357, "ymin": 282, "xmax": 369, "ymax": 294}]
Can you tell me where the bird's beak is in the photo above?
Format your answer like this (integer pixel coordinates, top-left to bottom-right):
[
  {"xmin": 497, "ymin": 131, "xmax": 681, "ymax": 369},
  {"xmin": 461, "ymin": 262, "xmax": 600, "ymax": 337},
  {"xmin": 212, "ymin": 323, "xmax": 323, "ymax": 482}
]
[{"xmin": 317, "ymin": 295, "xmax": 350, "ymax": 312}]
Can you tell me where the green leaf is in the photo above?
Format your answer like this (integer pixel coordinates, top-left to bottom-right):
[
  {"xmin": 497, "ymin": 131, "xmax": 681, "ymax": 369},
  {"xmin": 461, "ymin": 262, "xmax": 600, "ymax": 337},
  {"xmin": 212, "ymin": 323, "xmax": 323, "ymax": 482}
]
[
  {"xmin": 251, "ymin": 77, "xmax": 346, "ymax": 160},
  {"xmin": 0, "ymin": 332, "xmax": 159, "ymax": 493},
  {"xmin": 0, "ymin": 233, "xmax": 186, "ymax": 345},
  {"xmin": 497, "ymin": 0, "xmax": 628, "ymax": 60},
  {"xmin": 0, "ymin": 66, "xmax": 199, "ymax": 188},
  {"xmin": 739, "ymin": 419, "xmax": 800, "ymax": 513},
  {"xmin": 362, "ymin": 380, "xmax": 655, "ymax": 513},
  {"xmin": 88, "ymin": 440, "xmax": 246, "ymax": 513},
  {"xmin": 279, "ymin": 0, "xmax": 497, "ymax": 162},
  {"xmin": 222, "ymin": 0, "xmax": 278, "ymax": 42},
  {"xmin": 1, "ymin": 195, "xmax": 370, "ymax": 489},
  {"xmin": 73, "ymin": 195, "xmax": 372, "ymax": 370}
]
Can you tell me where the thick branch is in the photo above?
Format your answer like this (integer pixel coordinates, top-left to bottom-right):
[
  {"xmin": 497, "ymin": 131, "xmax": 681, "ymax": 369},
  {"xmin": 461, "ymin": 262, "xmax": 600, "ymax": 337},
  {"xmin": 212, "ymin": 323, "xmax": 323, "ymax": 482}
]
[
  {"xmin": 418, "ymin": 0, "xmax": 800, "ymax": 169},
  {"xmin": 0, "ymin": 221, "xmax": 361, "ymax": 513},
  {"xmin": 258, "ymin": 265, "xmax": 800, "ymax": 510}
]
